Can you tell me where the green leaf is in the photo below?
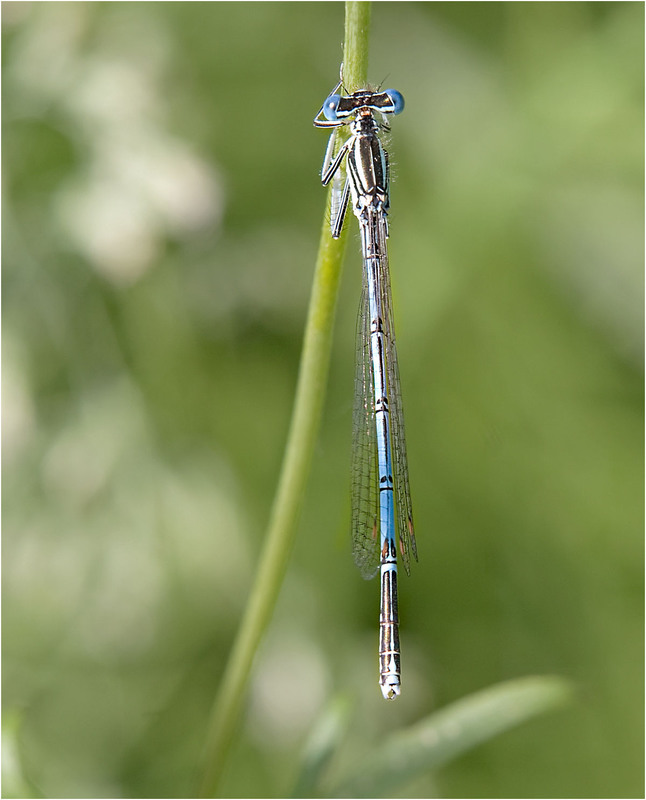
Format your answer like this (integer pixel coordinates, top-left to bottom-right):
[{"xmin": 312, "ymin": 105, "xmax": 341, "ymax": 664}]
[
  {"xmin": 291, "ymin": 695, "xmax": 353, "ymax": 799},
  {"xmin": 2, "ymin": 711, "xmax": 35, "ymax": 799},
  {"xmin": 329, "ymin": 675, "xmax": 573, "ymax": 798}
]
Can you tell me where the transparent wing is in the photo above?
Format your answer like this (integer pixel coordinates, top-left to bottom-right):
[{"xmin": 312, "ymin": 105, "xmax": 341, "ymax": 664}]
[
  {"xmin": 351, "ymin": 280, "xmax": 380, "ymax": 580},
  {"xmin": 377, "ymin": 215, "xmax": 418, "ymax": 576}
]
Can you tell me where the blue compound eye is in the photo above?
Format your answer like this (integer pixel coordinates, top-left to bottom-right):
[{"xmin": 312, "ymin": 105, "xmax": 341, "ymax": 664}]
[
  {"xmin": 322, "ymin": 93, "xmax": 342, "ymax": 122},
  {"xmin": 385, "ymin": 89, "xmax": 405, "ymax": 115}
]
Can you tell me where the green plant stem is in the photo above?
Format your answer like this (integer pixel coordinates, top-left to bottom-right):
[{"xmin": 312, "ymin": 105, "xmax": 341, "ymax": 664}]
[
  {"xmin": 196, "ymin": 3, "xmax": 371, "ymax": 796},
  {"xmin": 343, "ymin": 1, "xmax": 371, "ymax": 91}
]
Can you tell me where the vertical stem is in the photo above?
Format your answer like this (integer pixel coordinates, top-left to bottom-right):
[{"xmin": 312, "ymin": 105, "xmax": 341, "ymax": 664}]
[
  {"xmin": 343, "ymin": 1, "xmax": 371, "ymax": 90},
  {"xmin": 196, "ymin": 3, "xmax": 372, "ymax": 797}
]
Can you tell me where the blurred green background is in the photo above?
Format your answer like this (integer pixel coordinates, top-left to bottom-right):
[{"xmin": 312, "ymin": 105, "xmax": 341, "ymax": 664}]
[{"xmin": 2, "ymin": 2, "xmax": 643, "ymax": 798}]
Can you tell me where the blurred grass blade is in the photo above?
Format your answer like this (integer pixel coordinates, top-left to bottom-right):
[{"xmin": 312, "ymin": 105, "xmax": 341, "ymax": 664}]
[
  {"xmin": 2, "ymin": 711, "xmax": 34, "ymax": 799},
  {"xmin": 329, "ymin": 675, "xmax": 573, "ymax": 798},
  {"xmin": 291, "ymin": 695, "xmax": 352, "ymax": 799}
]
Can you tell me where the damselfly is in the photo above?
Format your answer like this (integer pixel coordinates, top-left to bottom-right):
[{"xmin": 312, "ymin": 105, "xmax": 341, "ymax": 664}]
[{"xmin": 314, "ymin": 75, "xmax": 417, "ymax": 699}]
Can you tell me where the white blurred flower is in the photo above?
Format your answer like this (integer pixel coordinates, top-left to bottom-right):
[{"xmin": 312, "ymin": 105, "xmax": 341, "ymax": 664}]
[{"xmin": 8, "ymin": 3, "xmax": 225, "ymax": 285}]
